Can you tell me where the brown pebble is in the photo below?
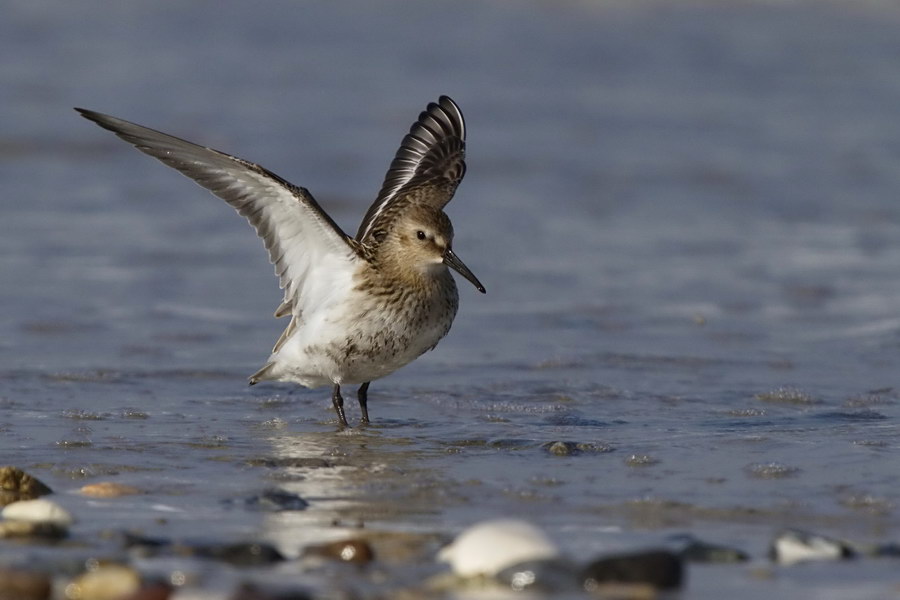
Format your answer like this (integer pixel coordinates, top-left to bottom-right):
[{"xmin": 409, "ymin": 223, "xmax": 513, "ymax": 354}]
[
  {"xmin": 585, "ymin": 582, "xmax": 658, "ymax": 600},
  {"xmin": 119, "ymin": 582, "xmax": 172, "ymax": 600},
  {"xmin": 0, "ymin": 567, "xmax": 52, "ymax": 600},
  {"xmin": 229, "ymin": 582, "xmax": 311, "ymax": 600},
  {"xmin": 305, "ymin": 539, "xmax": 374, "ymax": 564},
  {"xmin": 66, "ymin": 565, "xmax": 141, "ymax": 600},
  {"xmin": 79, "ymin": 482, "xmax": 142, "ymax": 498},
  {"xmin": 0, "ymin": 466, "xmax": 52, "ymax": 507}
]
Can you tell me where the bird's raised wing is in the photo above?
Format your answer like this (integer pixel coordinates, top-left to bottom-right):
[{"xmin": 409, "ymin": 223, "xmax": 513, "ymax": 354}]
[
  {"xmin": 76, "ymin": 108, "xmax": 359, "ymax": 320},
  {"xmin": 356, "ymin": 96, "xmax": 466, "ymax": 244}
]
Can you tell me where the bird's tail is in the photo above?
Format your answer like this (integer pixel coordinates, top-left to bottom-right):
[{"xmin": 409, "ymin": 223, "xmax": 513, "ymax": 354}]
[{"xmin": 249, "ymin": 362, "xmax": 277, "ymax": 385}]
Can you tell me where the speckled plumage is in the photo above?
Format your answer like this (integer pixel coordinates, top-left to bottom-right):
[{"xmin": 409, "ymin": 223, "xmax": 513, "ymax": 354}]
[{"xmin": 76, "ymin": 96, "xmax": 484, "ymax": 427}]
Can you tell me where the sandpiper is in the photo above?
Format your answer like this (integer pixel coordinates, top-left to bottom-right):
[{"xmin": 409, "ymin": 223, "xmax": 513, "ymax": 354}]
[{"xmin": 77, "ymin": 96, "xmax": 484, "ymax": 427}]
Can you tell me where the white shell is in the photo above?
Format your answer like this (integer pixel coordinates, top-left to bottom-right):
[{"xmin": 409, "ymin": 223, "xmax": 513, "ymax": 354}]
[
  {"xmin": 2, "ymin": 498, "xmax": 74, "ymax": 526},
  {"xmin": 437, "ymin": 519, "xmax": 560, "ymax": 577}
]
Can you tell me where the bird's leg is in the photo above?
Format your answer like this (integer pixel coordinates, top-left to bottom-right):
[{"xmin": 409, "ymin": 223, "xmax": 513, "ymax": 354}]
[
  {"xmin": 357, "ymin": 382, "xmax": 371, "ymax": 425},
  {"xmin": 331, "ymin": 384, "xmax": 348, "ymax": 428}
]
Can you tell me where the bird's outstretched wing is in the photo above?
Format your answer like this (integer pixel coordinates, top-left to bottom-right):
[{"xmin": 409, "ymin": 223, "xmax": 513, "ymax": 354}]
[
  {"xmin": 355, "ymin": 96, "xmax": 466, "ymax": 244},
  {"xmin": 76, "ymin": 108, "xmax": 359, "ymax": 321}
]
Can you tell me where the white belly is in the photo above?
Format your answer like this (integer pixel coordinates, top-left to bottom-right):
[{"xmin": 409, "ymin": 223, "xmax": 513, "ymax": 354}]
[{"xmin": 263, "ymin": 281, "xmax": 458, "ymax": 388}]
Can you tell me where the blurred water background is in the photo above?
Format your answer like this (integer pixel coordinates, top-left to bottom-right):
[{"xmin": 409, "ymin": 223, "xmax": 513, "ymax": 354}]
[{"xmin": 3, "ymin": 1, "xmax": 900, "ymax": 597}]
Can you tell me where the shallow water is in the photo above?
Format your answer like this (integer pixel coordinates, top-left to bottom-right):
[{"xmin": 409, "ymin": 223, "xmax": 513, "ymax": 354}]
[{"xmin": 3, "ymin": 0, "xmax": 900, "ymax": 597}]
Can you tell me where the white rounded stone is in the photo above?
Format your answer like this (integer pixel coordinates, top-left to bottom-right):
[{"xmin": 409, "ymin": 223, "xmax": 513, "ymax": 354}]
[
  {"xmin": 438, "ymin": 518, "xmax": 560, "ymax": 577},
  {"xmin": 2, "ymin": 498, "xmax": 74, "ymax": 526}
]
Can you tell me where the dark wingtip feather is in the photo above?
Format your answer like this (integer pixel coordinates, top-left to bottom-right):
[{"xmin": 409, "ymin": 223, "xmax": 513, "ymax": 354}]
[{"xmin": 356, "ymin": 96, "xmax": 467, "ymax": 242}]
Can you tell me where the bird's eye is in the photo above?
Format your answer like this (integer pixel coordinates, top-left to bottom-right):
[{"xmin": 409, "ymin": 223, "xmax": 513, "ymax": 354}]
[{"xmin": 416, "ymin": 230, "xmax": 426, "ymax": 241}]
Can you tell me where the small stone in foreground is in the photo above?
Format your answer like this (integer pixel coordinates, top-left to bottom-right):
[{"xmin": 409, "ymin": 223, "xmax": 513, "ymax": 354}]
[
  {"xmin": 0, "ymin": 520, "xmax": 67, "ymax": 540},
  {"xmin": 769, "ymin": 529, "xmax": 854, "ymax": 565},
  {"xmin": 0, "ymin": 567, "xmax": 52, "ymax": 600},
  {"xmin": 240, "ymin": 489, "xmax": 309, "ymax": 512},
  {"xmin": 0, "ymin": 467, "xmax": 52, "ymax": 507},
  {"xmin": 755, "ymin": 387, "xmax": 818, "ymax": 405},
  {"xmin": 874, "ymin": 542, "xmax": 900, "ymax": 557},
  {"xmin": 580, "ymin": 550, "xmax": 683, "ymax": 591},
  {"xmin": 304, "ymin": 539, "xmax": 374, "ymax": 565},
  {"xmin": 543, "ymin": 441, "xmax": 578, "ymax": 456},
  {"xmin": 230, "ymin": 582, "xmax": 312, "ymax": 600},
  {"xmin": 80, "ymin": 482, "xmax": 142, "ymax": 498},
  {"xmin": 178, "ymin": 541, "xmax": 285, "ymax": 567},
  {"xmin": 2, "ymin": 498, "xmax": 74, "ymax": 526},
  {"xmin": 542, "ymin": 441, "xmax": 613, "ymax": 456},
  {"xmin": 496, "ymin": 559, "xmax": 580, "ymax": 592},
  {"xmin": 119, "ymin": 582, "xmax": 172, "ymax": 600},
  {"xmin": 678, "ymin": 538, "xmax": 749, "ymax": 563},
  {"xmin": 438, "ymin": 519, "xmax": 560, "ymax": 577},
  {"xmin": 66, "ymin": 564, "xmax": 141, "ymax": 600}
]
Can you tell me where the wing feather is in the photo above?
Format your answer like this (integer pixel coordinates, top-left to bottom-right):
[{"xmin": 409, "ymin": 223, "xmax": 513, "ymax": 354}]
[
  {"xmin": 356, "ymin": 96, "xmax": 466, "ymax": 243},
  {"xmin": 75, "ymin": 108, "xmax": 359, "ymax": 319}
]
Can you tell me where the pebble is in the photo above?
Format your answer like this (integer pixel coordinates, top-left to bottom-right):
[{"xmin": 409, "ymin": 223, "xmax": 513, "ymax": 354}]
[
  {"xmin": 3, "ymin": 498, "xmax": 74, "ymax": 526},
  {"xmin": 0, "ymin": 567, "xmax": 52, "ymax": 600},
  {"xmin": 246, "ymin": 457, "xmax": 332, "ymax": 469},
  {"xmin": 80, "ymin": 482, "xmax": 142, "ymax": 498},
  {"xmin": 675, "ymin": 537, "xmax": 749, "ymax": 563},
  {"xmin": 119, "ymin": 583, "xmax": 173, "ymax": 600},
  {"xmin": 580, "ymin": 550, "xmax": 684, "ymax": 591},
  {"xmin": 66, "ymin": 564, "xmax": 141, "ymax": 600},
  {"xmin": 769, "ymin": 529, "xmax": 855, "ymax": 565},
  {"xmin": 745, "ymin": 462, "xmax": 800, "ymax": 479},
  {"xmin": 228, "ymin": 582, "xmax": 312, "ymax": 600},
  {"xmin": 237, "ymin": 489, "xmax": 309, "ymax": 512},
  {"xmin": 438, "ymin": 519, "xmax": 560, "ymax": 577},
  {"xmin": 177, "ymin": 541, "xmax": 285, "ymax": 567},
  {"xmin": 351, "ymin": 530, "xmax": 441, "ymax": 564},
  {"xmin": 0, "ymin": 466, "xmax": 52, "ymax": 506},
  {"xmin": 873, "ymin": 543, "xmax": 900, "ymax": 557},
  {"xmin": 120, "ymin": 532, "xmax": 170, "ymax": 557},
  {"xmin": 541, "ymin": 441, "xmax": 614, "ymax": 456},
  {"xmin": 0, "ymin": 520, "xmax": 67, "ymax": 539},
  {"xmin": 544, "ymin": 441, "xmax": 578, "ymax": 456},
  {"xmin": 624, "ymin": 455, "xmax": 659, "ymax": 467},
  {"xmin": 496, "ymin": 559, "xmax": 579, "ymax": 592},
  {"xmin": 118, "ymin": 532, "xmax": 285, "ymax": 567},
  {"xmin": 755, "ymin": 387, "xmax": 818, "ymax": 405},
  {"xmin": 304, "ymin": 539, "xmax": 374, "ymax": 565},
  {"xmin": 581, "ymin": 582, "xmax": 658, "ymax": 599}
]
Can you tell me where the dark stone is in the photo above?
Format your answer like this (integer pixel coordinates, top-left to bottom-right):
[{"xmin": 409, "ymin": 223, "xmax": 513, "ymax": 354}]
[
  {"xmin": 0, "ymin": 567, "xmax": 52, "ymax": 600},
  {"xmin": 488, "ymin": 439, "xmax": 534, "ymax": 450},
  {"xmin": 0, "ymin": 467, "xmax": 52, "ymax": 507},
  {"xmin": 541, "ymin": 441, "xmax": 614, "ymax": 456},
  {"xmin": 120, "ymin": 582, "xmax": 173, "ymax": 600},
  {"xmin": 230, "ymin": 582, "xmax": 311, "ymax": 600},
  {"xmin": 238, "ymin": 489, "xmax": 309, "ymax": 512},
  {"xmin": 179, "ymin": 542, "xmax": 285, "ymax": 567},
  {"xmin": 304, "ymin": 539, "xmax": 374, "ymax": 565},
  {"xmin": 543, "ymin": 441, "xmax": 579, "ymax": 456},
  {"xmin": 246, "ymin": 457, "xmax": 332, "ymax": 469},
  {"xmin": 496, "ymin": 559, "xmax": 580, "ymax": 592},
  {"xmin": 120, "ymin": 532, "xmax": 172, "ymax": 558},
  {"xmin": 678, "ymin": 539, "xmax": 749, "ymax": 563},
  {"xmin": 874, "ymin": 543, "xmax": 900, "ymax": 557},
  {"xmin": 0, "ymin": 521, "xmax": 67, "ymax": 540},
  {"xmin": 579, "ymin": 549, "xmax": 683, "ymax": 591}
]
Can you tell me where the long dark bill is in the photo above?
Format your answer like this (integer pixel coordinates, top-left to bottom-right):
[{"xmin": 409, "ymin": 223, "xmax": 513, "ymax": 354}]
[{"xmin": 444, "ymin": 249, "xmax": 486, "ymax": 293}]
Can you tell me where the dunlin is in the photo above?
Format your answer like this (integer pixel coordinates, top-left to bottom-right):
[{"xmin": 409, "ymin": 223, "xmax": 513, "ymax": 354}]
[{"xmin": 77, "ymin": 96, "xmax": 484, "ymax": 427}]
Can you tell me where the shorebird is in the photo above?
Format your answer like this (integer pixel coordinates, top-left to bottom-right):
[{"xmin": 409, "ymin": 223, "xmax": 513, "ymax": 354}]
[{"xmin": 77, "ymin": 96, "xmax": 484, "ymax": 427}]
